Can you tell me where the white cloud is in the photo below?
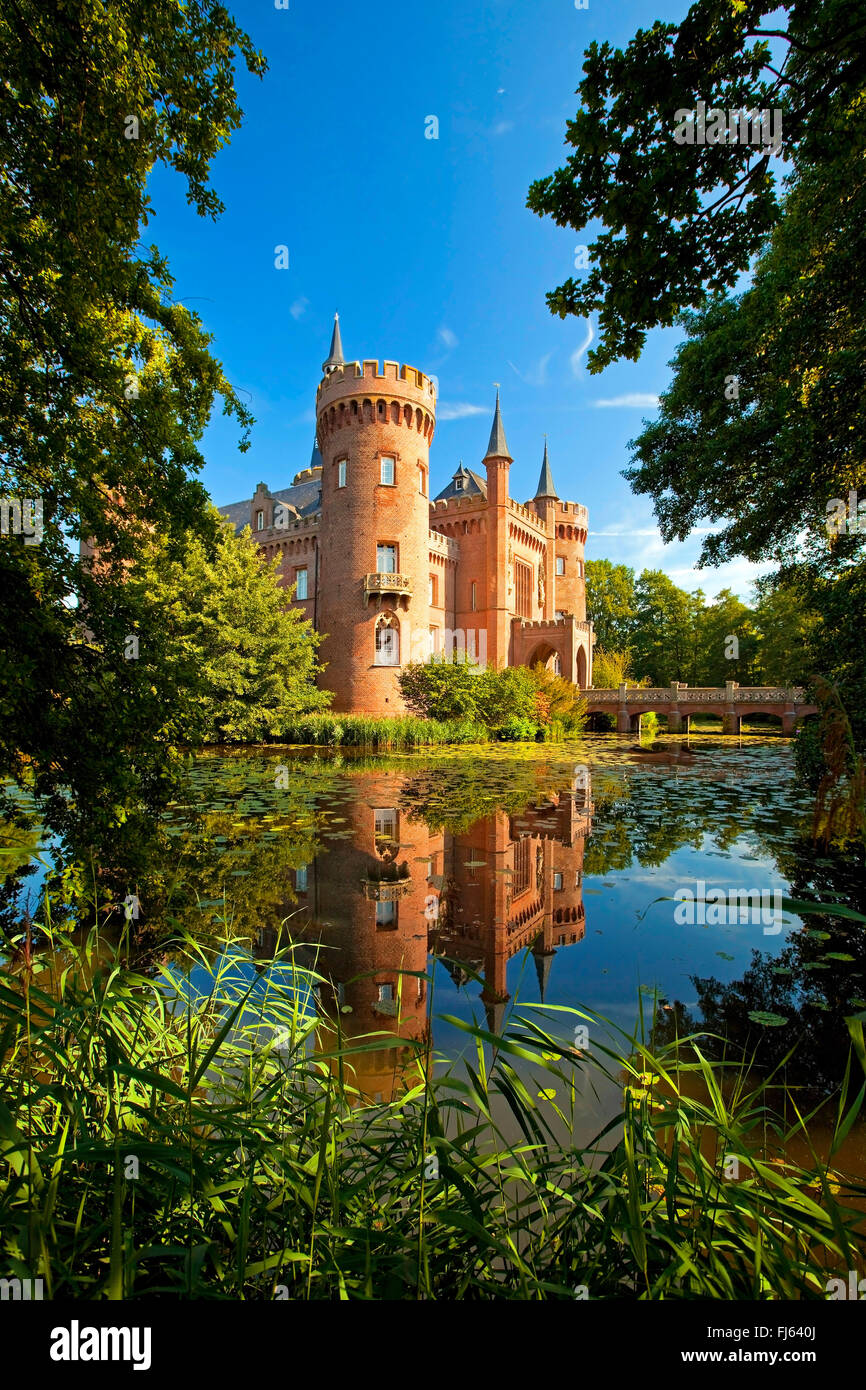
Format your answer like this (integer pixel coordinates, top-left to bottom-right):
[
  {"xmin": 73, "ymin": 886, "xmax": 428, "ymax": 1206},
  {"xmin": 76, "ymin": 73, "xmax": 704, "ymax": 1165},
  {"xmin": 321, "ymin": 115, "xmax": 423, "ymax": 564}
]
[
  {"xmin": 587, "ymin": 511, "xmax": 770, "ymax": 601},
  {"xmin": 437, "ymin": 402, "xmax": 488, "ymax": 421},
  {"xmin": 438, "ymin": 326, "xmax": 459, "ymax": 350},
  {"xmin": 290, "ymin": 298, "xmax": 308, "ymax": 320},
  {"xmin": 507, "ymin": 351, "xmax": 554, "ymax": 387},
  {"xmin": 569, "ymin": 320, "xmax": 594, "ymax": 376},
  {"xmin": 592, "ymin": 393, "xmax": 660, "ymax": 409},
  {"xmin": 491, "ymin": 120, "xmax": 514, "ymax": 136}
]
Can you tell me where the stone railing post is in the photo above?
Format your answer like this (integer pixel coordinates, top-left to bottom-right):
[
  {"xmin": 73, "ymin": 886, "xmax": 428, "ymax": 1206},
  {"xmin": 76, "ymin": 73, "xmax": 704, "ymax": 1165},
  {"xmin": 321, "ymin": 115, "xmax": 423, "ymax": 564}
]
[
  {"xmin": 723, "ymin": 679, "xmax": 740, "ymax": 735},
  {"xmin": 668, "ymin": 680, "xmax": 684, "ymax": 733},
  {"xmin": 616, "ymin": 683, "xmax": 631, "ymax": 734}
]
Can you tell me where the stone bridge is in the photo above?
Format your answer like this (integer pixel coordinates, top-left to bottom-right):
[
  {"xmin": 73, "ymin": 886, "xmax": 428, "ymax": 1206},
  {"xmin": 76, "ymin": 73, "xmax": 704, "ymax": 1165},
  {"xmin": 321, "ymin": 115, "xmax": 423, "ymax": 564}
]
[{"xmin": 584, "ymin": 682, "xmax": 818, "ymax": 735}]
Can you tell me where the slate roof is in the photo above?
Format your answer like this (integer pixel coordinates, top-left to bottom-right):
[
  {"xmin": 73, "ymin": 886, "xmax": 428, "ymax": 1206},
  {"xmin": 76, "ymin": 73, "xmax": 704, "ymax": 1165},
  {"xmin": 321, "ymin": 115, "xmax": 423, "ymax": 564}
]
[
  {"xmin": 483, "ymin": 390, "xmax": 512, "ymax": 461},
  {"xmin": 534, "ymin": 439, "xmax": 558, "ymax": 499},
  {"xmin": 218, "ymin": 476, "xmax": 322, "ymax": 535},
  {"xmin": 433, "ymin": 461, "xmax": 488, "ymax": 502}
]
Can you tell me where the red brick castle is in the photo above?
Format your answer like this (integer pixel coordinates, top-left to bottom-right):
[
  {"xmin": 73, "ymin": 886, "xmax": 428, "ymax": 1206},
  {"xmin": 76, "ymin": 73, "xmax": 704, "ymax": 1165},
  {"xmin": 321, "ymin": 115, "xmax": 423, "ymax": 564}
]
[{"xmin": 219, "ymin": 317, "xmax": 594, "ymax": 714}]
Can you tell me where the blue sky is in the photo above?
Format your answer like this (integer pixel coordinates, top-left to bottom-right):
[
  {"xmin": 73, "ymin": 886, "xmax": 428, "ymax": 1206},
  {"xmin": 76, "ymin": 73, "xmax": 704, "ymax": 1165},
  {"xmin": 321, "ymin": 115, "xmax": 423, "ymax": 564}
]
[{"xmin": 146, "ymin": 0, "xmax": 767, "ymax": 601}]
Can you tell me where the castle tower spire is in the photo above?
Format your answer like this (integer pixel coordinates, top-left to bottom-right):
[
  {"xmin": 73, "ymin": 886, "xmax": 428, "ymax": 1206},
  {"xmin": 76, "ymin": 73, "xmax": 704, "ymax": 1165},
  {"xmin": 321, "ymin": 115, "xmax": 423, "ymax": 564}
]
[
  {"xmin": 483, "ymin": 388, "xmax": 512, "ymax": 461},
  {"xmin": 535, "ymin": 437, "xmax": 558, "ymax": 500},
  {"xmin": 322, "ymin": 313, "xmax": 345, "ymax": 374}
]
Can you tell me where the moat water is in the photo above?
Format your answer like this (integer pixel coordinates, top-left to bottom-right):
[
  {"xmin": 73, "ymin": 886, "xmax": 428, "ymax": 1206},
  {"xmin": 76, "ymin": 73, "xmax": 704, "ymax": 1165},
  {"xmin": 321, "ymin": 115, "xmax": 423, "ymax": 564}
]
[{"xmin": 6, "ymin": 735, "xmax": 866, "ymax": 1123}]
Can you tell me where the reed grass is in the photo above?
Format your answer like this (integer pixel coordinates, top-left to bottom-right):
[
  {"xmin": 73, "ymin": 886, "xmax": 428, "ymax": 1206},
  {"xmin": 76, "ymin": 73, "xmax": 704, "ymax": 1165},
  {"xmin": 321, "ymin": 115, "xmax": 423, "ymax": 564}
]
[
  {"xmin": 277, "ymin": 713, "xmax": 488, "ymax": 748},
  {"xmin": 1, "ymin": 916, "xmax": 864, "ymax": 1300}
]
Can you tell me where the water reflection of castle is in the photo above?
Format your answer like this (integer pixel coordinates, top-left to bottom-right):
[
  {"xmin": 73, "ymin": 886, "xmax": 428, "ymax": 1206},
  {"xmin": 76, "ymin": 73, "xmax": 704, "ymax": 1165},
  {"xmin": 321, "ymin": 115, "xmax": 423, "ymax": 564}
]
[{"xmin": 256, "ymin": 768, "xmax": 592, "ymax": 1100}]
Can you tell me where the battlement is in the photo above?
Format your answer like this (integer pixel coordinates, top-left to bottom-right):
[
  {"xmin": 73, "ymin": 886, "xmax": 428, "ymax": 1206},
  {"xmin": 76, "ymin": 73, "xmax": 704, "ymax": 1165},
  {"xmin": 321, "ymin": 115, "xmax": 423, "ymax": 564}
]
[
  {"xmin": 555, "ymin": 501, "xmax": 589, "ymax": 525},
  {"xmin": 429, "ymin": 494, "xmax": 486, "ymax": 517},
  {"xmin": 266, "ymin": 512, "xmax": 320, "ymax": 537},
  {"xmin": 518, "ymin": 616, "xmax": 570, "ymax": 630},
  {"xmin": 292, "ymin": 465, "xmax": 322, "ymax": 485},
  {"xmin": 429, "ymin": 529, "xmax": 460, "ymax": 561},
  {"xmin": 509, "ymin": 498, "xmax": 547, "ymax": 533},
  {"xmin": 316, "ymin": 359, "xmax": 437, "ymax": 409}
]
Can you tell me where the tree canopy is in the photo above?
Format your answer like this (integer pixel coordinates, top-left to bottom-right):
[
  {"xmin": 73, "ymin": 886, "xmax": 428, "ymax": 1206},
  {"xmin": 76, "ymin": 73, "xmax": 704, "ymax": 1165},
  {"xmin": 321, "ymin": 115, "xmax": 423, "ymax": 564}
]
[{"xmin": 0, "ymin": 0, "xmax": 266, "ymax": 857}]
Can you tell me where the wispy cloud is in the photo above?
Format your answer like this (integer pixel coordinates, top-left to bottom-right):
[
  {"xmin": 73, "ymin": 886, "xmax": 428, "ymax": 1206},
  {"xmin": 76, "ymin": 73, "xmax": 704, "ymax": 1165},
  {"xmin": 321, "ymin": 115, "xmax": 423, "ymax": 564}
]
[
  {"xmin": 592, "ymin": 393, "xmax": 660, "ymax": 409},
  {"xmin": 491, "ymin": 120, "xmax": 514, "ymax": 136},
  {"xmin": 438, "ymin": 326, "xmax": 459, "ymax": 350},
  {"xmin": 289, "ymin": 298, "xmax": 308, "ymax": 321},
  {"xmin": 437, "ymin": 402, "xmax": 488, "ymax": 421},
  {"xmin": 570, "ymin": 320, "xmax": 594, "ymax": 376},
  {"xmin": 507, "ymin": 351, "xmax": 554, "ymax": 387}
]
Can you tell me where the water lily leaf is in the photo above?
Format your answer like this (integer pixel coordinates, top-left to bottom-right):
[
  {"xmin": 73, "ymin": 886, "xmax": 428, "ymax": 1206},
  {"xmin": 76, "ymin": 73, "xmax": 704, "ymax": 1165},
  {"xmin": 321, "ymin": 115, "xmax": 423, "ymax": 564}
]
[{"xmin": 747, "ymin": 1011, "xmax": 789, "ymax": 1027}]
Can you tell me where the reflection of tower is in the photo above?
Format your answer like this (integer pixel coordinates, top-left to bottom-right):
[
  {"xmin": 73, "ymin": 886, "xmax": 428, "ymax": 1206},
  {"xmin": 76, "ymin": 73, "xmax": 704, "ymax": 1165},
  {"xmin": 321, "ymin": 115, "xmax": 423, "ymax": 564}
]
[
  {"xmin": 270, "ymin": 774, "xmax": 443, "ymax": 1103},
  {"xmin": 315, "ymin": 326, "xmax": 437, "ymax": 714},
  {"xmin": 434, "ymin": 775, "xmax": 593, "ymax": 1032}
]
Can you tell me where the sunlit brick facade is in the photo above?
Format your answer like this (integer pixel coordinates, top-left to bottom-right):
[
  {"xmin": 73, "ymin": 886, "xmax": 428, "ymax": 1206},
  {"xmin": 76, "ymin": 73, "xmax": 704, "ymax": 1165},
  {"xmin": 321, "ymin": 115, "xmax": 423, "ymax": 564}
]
[{"xmin": 218, "ymin": 317, "xmax": 594, "ymax": 714}]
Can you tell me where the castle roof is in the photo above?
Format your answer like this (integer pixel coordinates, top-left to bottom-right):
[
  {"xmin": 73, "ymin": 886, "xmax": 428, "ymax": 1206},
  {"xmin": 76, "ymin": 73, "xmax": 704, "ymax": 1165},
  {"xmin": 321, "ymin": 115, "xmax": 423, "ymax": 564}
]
[
  {"xmin": 483, "ymin": 390, "xmax": 512, "ymax": 461},
  {"xmin": 433, "ymin": 460, "xmax": 487, "ymax": 502},
  {"xmin": 534, "ymin": 439, "xmax": 558, "ymax": 500},
  {"xmin": 218, "ymin": 473, "xmax": 322, "ymax": 534},
  {"xmin": 322, "ymin": 313, "xmax": 345, "ymax": 372}
]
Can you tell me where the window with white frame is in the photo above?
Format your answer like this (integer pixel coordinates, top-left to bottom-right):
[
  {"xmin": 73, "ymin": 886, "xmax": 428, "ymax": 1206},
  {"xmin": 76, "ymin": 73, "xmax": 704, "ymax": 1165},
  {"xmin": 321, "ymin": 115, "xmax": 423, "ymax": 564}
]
[
  {"xmin": 555, "ymin": 555, "xmax": 565, "ymax": 576},
  {"xmin": 296, "ymin": 865, "xmax": 308, "ymax": 892},
  {"xmin": 375, "ymin": 898, "xmax": 396, "ymax": 929},
  {"xmin": 295, "ymin": 568, "xmax": 308, "ymax": 601},
  {"xmin": 256, "ymin": 510, "xmax": 264, "ymax": 531},
  {"xmin": 553, "ymin": 872, "xmax": 563, "ymax": 891},
  {"xmin": 374, "ymin": 614, "xmax": 400, "ymax": 665},
  {"xmin": 380, "ymin": 456, "xmax": 395, "ymax": 486},
  {"xmin": 337, "ymin": 459, "xmax": 347, "ymax": 488},
  {"xmin": 377, "ymin": 543, "xmax": 397, "ymax": 573}
]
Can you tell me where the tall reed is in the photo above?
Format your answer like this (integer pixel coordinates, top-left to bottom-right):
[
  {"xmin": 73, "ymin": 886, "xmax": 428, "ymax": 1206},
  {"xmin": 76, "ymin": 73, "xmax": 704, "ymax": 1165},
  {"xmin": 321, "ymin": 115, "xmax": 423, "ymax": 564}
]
[{"xmin": 1, "ymin": 918, "xmax": 864, "ymax": 1299}]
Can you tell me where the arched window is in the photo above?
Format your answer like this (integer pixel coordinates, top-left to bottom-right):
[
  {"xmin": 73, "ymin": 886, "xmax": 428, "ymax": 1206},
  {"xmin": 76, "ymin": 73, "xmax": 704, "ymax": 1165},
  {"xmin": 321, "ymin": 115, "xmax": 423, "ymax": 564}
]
[{"xmin": 375, "ymin": 613, "xmax": 400, "ymax": 666}]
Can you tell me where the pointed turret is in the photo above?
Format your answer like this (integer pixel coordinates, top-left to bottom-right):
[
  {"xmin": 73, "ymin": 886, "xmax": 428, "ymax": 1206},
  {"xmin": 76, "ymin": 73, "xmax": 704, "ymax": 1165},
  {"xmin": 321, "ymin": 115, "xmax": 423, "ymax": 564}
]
[
  {"xmin": 322, "ymin": 313, "xmax": 345, "ymax": 374},
  {"xmin": 534, "ymin": 438, "xmax": 558, "ymax": 500},
  {"xmin": 533, "ymin": 946, "xmax": 555, "ymax": 1003},
  {"xmin": 483, "ymin": 389, "xmax": 512, "ymax": 461},
  {"xmin": 309, "ymin": 435, "xmax": 323, "ymax": 471}
]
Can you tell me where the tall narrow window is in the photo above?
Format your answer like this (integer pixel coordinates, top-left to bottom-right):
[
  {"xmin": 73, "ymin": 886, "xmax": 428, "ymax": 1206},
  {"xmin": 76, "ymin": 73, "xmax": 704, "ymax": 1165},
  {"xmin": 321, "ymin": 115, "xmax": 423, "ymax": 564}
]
[
  {"xmin": 429, "ymin": 574, "xmax": 438, "ymax": 606},
  {"xmin": 295, "ymin": 568, "xmax": 308, "ymax": 601},
  {"xmin": 374, "ymin": 808, "xmax": 398, "ymax": 840},
  {"xmin": 375, "ymin": 899, "xmax": 397, "ymax": 929},
  {"xmin": 471, "ymin": 581, "xmax": 477, "ymax": 612},
  {"xmin": 374, "ymin": 614, "xmax": 400, "ymax": 665},
  {"xmin": 296, "ymin": 865, "xmax": 308, "ymax": 892},
  {"xmin": 515, "ymin": 560, "xmax": 533, "ymax": 619},
  {"xmin": 377, "ymin": 543, "xmax": 397, "ymax": 574},
  {"xmin": 418, "ymin": 465, "xmax": 427, "ymax": 496},
  {"xmin": 337, "ymin": 459, "xmax": 347, "ymax": 488},
  {"xmin": 256, "ymin": 510, "xmax": 264, "ymax": 531},
  {"xmin": 380, "ymin": 456, "xmax": 395, "ymax": 486},
  {"xmin": 555, "ymin": 555, "xmax": 565, "ymax": 576}
]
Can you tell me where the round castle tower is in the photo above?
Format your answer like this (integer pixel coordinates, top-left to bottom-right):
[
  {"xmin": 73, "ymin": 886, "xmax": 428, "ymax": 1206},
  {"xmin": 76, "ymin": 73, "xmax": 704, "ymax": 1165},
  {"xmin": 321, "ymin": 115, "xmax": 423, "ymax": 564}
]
[{"xmin": 315, "ymin": 318, "xmax": 436, "ymax": 714}]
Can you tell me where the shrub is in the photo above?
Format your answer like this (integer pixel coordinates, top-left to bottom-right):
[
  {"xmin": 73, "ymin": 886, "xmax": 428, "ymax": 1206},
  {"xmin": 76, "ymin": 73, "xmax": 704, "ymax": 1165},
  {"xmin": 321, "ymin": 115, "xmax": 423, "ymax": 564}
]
[{"xmin": 495, "ymin": 716, "xmax": 539, "ymax": 741}]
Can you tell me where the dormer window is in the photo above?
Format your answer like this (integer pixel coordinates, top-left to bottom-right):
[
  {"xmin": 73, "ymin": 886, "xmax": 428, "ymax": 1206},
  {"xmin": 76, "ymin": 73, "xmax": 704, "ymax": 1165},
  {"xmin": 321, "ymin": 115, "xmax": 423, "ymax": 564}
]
[{"xmin": 455, "ymin": 476, "xmax": 464, "ymax": 491}]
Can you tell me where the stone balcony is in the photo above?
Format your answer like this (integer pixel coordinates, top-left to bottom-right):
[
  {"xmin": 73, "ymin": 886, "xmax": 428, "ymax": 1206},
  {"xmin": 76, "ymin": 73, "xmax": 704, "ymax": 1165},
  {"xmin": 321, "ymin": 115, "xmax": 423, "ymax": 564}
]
[{"xmin": 364, "ymin": 572, "xmax": 414, "ymax": 605}]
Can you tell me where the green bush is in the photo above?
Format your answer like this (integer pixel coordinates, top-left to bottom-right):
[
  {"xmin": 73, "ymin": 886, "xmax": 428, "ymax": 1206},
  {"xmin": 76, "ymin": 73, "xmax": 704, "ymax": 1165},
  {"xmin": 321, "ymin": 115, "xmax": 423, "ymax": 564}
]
[{"xmin": 495, "ymin": 716, "xmax": 539, "ymax": 741}]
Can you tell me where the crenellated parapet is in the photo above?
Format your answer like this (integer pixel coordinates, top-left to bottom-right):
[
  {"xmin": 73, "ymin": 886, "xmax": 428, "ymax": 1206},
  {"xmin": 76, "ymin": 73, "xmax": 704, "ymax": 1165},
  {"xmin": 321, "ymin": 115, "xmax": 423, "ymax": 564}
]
[
  {"xmin": 315, "ymin": 360, "xmax": 436, "ymax": 446},
  {"xmin": 429, "ymin": 530, "xmax": 460, "ymax": 563}
]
